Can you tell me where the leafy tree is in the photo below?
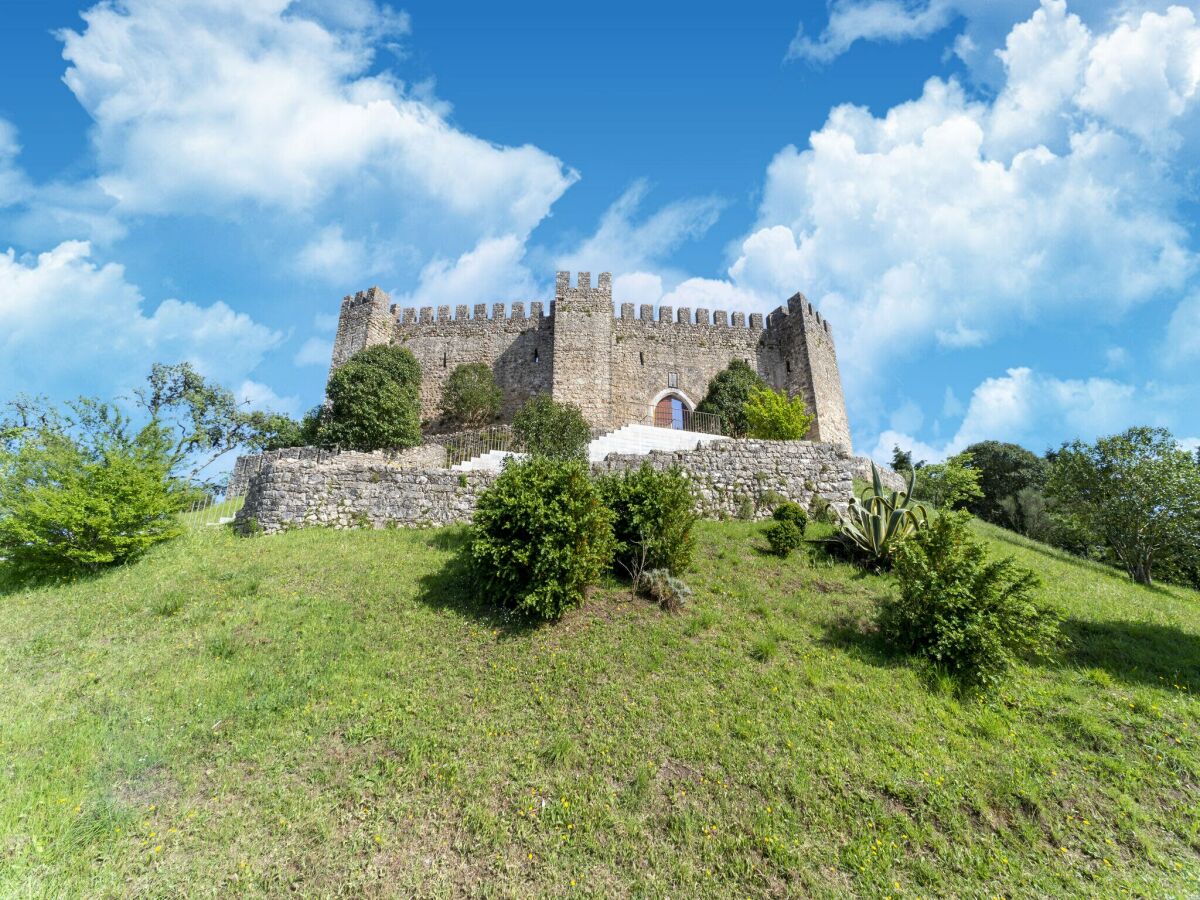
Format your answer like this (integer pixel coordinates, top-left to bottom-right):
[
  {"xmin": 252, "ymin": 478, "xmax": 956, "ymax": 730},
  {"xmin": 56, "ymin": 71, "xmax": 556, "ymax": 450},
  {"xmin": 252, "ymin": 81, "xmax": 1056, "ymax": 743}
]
[
  {"xmin": 320, "ymin": 345, "xmax": 422, "ymax": 451},
  {"xmin": 914, "ymin": 451, "xmax": 984, "ymax": 510},
  {"xmin": 1046, "ymin": 427, "xmax": 1200, "ymax": 586},
  {"xmin": 961, "ymin": 440, "xmax": 1048, "ymax": 527},
  {"xmin": 469, "ymin": 457, "xmax": 614, "ymax": 620},
  {"xmin": 441, "ymin": 363, "xmax": 502, "ymax": 427},
  {"xmin": 0, "ymin": 399, "xmax": 191, "ymax": 579},
  {"xmin": 891, "ymin": 445, "xmax": 916, "ymax": 475},
  {"xmin": 743, "ymin": 387, "xmax": 814, "ymax": 440},
  {"xmin": 512, "ymin": 395, "xmax": 591, "ymax": 461},
  {"xmin": 696, "ymin": 360, "xmax": 766, "ymax": 437},
  {"xmin": 249, "ymin": 406, "xmax": 324, "ymax": 451},
  {"xmin": 881, "ymin": 511, "xmax": 1061, "ymax": 691}
]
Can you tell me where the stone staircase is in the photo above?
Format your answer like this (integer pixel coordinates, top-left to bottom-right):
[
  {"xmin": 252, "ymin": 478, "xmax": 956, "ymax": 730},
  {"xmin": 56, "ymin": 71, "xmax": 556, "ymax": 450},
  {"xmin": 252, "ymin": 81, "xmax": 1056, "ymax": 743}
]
[{"xmin": 449, "ymin": 423, "xmax": 727, "ymax": 473}]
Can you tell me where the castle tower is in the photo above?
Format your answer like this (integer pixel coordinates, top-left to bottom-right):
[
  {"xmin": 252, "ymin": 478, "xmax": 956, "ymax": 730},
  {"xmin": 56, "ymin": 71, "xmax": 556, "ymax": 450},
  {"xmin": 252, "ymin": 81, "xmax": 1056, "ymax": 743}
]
[
  {"xmin": 551, "ymin": 271, "xmax": 614, "ymax": 428},
  {"xmin": 328, "ymin": 286, "xmax": 394, "ymax": 379},
  {"xmin": 778, "ymin": 292, "xmax": 852, "ymax": 450}
]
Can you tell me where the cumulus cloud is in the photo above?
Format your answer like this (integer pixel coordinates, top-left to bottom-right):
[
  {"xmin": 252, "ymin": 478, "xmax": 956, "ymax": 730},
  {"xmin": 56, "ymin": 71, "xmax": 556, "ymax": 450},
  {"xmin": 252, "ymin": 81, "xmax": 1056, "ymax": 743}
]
[
  {"xmin": 397, "ymin": 235, "xmax": 538, "ymax": 310},
  {"xmin": 869, "ymin": 366, "xmax": 1161, "ymax": 462},
  {"xmin": 0, "ymin": 241, "xmax": 281, "ymax": 399},
  {"xmin": 236, "ymin": 379, "xmax": 299, "ymax": 415},
  {"xmin": 722, "ymin": 1, "xmax": 1200, "ymax": 409},
  {"xmin": 787, "ymin": 0, "xmax": 963, "ymax": 63},
  {"xmin": 1165, "ymin": 289, "xmax": 1200, "ymax": 364},
  {"xmin": 57, "ymin": 0, "xmax": 576, "ymax": 270},
  {"xmin": 293, "ymin": 336, "xmax": 333, "ymax": 367}
]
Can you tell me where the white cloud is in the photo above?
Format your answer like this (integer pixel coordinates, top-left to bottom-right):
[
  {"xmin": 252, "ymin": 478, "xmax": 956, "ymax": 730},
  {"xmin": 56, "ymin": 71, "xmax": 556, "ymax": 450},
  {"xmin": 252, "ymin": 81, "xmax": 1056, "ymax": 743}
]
[
  {"xmin": 398, "ymin": 235, "xmax": 537, "ymax": 310},
  {"xmin": 612, "ymin": 272, "xmax": 664, "ymax": 308},
  {"xmin": 57, "ymin": 0, "xmax": 576, "ymax": 269},
  {"xmin": 1165, "ymin": 289, "xmax": 1200, "ymax": 364},
  {"xmin": 295, "ymin": 224, "xmax": 378, "ymax": 283},
  {"xmin": 787, "ymin": 0, "xmax": 963, "ymax": 64},
  {"xmin": 871, "ymin": 366, "xmax": 1157, "ymax": 462},
  {"xmin": 721, "ymin": 2, "xmax": 1200, "ymax": 411},
  {"xmin": 555, "ymin": 181, "xmax": 723, "ymax": 279},
  {"xmin": 293, "ymin": 336, "xmax": 333, "ymax": 367},
  {"xmin": 236, "ymin": 379, "xmax": 299, "ymax": 415},
  {"xmin": 0, "ymin": 241, "xmax": 281, "ymax": 399},
  {"xmin": 0, "ymin": 119, "xmax": 31, "ymax": 208}
]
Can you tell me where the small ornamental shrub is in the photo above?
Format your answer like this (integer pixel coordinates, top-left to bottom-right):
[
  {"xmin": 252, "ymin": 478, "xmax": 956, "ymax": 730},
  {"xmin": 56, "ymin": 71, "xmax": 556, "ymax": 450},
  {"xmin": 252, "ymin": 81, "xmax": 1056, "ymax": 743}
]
[
  {"xmin": 321, "ymin": 345, "xmax": 422, "ymax": 451},
  {"xmin": 597, "ymin": 463, "xmax": 697, "ymax": 577},
  {"xmin": 512, "ymin": 395, "xmax": 591, "ymax": 461},
  {"xmin": 880, "ymin": 511, "xmax": 1062, "ymax": 691},
  {"xmin": 637, "ymin": 568, "xmax": 693, "ymax": 612},
  {"xmin": 441, "ymin": 363, "xmax": 502, "ymax": 427},
  {"xmin": 771, "ymin": 500, "xmax": 808, "ymax": 534},
  {"xmin": 469, "ymin": 457, "xmax": 614, "ymax": 620},
  {"xmin": 743, "ymin": 387, "xmax": 814, "ymax": 440},
  {"xmin": 765, "ymin": 519, "xmax": 804, "ymax": 557}
]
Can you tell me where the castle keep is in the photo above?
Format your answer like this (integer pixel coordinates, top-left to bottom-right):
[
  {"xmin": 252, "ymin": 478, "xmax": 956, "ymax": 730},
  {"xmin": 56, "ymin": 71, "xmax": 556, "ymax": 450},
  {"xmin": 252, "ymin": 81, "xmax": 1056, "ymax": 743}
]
[{"xmin": 329, "ymin": 271, "xmax": 852, "ymax": 449}]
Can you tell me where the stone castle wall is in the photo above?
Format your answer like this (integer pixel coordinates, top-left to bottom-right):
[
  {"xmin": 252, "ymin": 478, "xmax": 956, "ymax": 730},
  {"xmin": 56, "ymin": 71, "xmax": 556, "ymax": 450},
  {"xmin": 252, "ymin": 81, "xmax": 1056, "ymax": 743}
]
[
  {"xmin": 328, "ymin": 271, "xmax": 853, "ymax": 451},
  {"xmin": 234, "ymin": 439, "xmax": 854, "ymax": 534},
  {"xmin": 226, "ymin": 444, "xmax": 445, "ymax": 498}
]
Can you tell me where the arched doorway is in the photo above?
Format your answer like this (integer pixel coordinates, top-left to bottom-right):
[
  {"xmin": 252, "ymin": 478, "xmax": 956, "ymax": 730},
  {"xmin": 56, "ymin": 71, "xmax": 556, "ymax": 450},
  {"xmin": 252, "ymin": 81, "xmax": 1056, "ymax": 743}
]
[{"xmin": 649, "ymin": 390, "xmax": 695, "ymax": 429}]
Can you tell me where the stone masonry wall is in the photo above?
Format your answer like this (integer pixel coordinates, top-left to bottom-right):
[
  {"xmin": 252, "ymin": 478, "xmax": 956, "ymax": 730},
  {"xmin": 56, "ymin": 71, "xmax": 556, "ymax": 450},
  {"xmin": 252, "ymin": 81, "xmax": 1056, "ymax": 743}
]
[
  {"xmin": 592, "ymin": 439, "xmax": 854, "ymax": 520},
  {"xmin": 235, "ymin": 439, "xmax": 854, "ymax": 533},
  {"xmin": 226, "ymin": 444, "xmax": 445, "ymax": 499}
]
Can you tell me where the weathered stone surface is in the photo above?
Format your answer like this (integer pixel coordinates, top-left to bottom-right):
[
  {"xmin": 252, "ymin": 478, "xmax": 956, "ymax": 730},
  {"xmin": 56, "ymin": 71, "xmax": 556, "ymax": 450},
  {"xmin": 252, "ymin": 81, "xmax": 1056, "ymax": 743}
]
[
  {"xmin": 227, "ymin": 444, "xmax": 445, "ymax": 498},
  {"xmin": 328, "ymin": 270, "xmax": 853, "ymax": 451},
  {"xmin": 850, "ymin": 457, "xmax": 908, "ymax": 493},
  {"xmin": 235, "ymin": 439, "xmax": 855, "ymax": 534}
]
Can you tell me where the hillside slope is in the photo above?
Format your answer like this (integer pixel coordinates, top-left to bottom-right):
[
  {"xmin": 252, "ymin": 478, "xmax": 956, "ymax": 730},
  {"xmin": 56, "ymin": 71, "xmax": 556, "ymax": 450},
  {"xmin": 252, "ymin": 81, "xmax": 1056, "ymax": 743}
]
[{"xmin": 1, "ymin": 520, "xmax": 1197, "ymax": 898}]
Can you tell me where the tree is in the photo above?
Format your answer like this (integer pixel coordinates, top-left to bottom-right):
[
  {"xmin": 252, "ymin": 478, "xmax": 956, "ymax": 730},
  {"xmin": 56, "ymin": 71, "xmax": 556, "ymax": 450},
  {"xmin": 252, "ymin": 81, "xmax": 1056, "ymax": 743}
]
[
  {"xmin": 914, "ymin": 451, "xmax": 984, "ymax": 510},
  {"xmin": 248, "ymin": 407, "xmax": 324, "ymax": 451},
  {"xmin": 742, "ymin": 387, "xmax": 814, "ymax": 440},
  {"xmin": 1046, "ymin": 427, "xmax": 1200, "ymax": 586},
  {"xmin": 320, "ymin": 345, "xmax": 422, "ymax": 451},
  {"xmin": 696, "ymin": 360, "xmax": 766, "ymax": 437},
  {"xmin": 891, "ymin": 445, "xmax": 915, "ymax": 475},
  {"xmin": 0, "ymin": 399, "xmax": 191, "ymax": 579},
  {"xmin": 961, "ymin": 440, "xmax": 1047, "ymax": 527},
  {"xmin": 512, "ymin": 395, "xmax": 591, "ymax": 461},
  {"xmin": 441, "ymin": 363, "xmax": 502, "ymax": 427}
]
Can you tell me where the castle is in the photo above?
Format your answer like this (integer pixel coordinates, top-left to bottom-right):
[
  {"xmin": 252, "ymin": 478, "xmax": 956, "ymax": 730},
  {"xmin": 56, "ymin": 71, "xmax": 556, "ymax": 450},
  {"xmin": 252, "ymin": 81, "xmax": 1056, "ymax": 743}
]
[{"xmin": 329, "ymin": 271, "xmax": 852, "ymax": 450}]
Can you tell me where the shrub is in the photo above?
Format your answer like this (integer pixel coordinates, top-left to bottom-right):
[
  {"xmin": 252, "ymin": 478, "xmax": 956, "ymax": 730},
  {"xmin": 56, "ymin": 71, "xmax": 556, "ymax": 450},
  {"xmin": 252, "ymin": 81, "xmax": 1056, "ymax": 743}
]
[
  {"xmin": 743, "ymin": 387, "xmax": 814, "ymax": 440},
  {"xmin": 880, "ymin": 511, "xmax": 1061, "ymax": 690},
  {"xmin": 696, "ymin": 360, "xmax": 766, "ymax": 437},
  {"xmin": 441, "ymin": 363, "xmax": 502, "ymax": 427},
  {"xmin": 321, "ymin": 345, "xmax": 422, "ymax": 451},
  {"xmin": 735, "ymin": 497, "xmax": 756, "ymax": 520},
  {"xmin": 469, "ymin": 457, "xmax": 614, "ymax": 620},
  {"xmin": 0, "ymin": 402, "xmax": 189, "ymax": 579},
  {"xmin": 597, "ymin": 463, "xmax": 697, "ymax": 578},
  {"xmin": 765, "ymin": 519, "xmax": 803, "ymax": 557},
  {"xmin": 512, "ymin": 395, "xmax": 591, "ymax": 461},
  {"xmin": 772, "ymin": 500, "xmax": 808, "ymax": 533},
  {"xmin": 637, "ymin": 568, "xmax": 693, "ymax": 612},
  {"xmin": 961, "ymin": 440, "xmax": 1048, "ymax": 527}
]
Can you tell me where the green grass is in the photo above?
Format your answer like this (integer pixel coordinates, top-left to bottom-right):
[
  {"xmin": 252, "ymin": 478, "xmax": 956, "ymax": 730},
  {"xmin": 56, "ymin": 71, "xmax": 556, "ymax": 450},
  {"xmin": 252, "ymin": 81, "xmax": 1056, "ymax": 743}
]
[{"xmin": 1, "ymin": 519, "xmax": 1197, "ymax": 898}]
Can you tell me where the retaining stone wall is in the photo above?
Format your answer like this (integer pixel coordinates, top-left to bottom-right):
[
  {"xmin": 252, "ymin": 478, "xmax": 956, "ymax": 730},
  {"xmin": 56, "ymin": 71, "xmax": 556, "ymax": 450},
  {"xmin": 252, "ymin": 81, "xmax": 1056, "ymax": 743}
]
[
  {"xmin": 226, "ymin": 444, "xmax": 445, "ymax": 499},
  {"xmin": 235, "ymin": 439, "xmax": 855, "ymax": 534}
]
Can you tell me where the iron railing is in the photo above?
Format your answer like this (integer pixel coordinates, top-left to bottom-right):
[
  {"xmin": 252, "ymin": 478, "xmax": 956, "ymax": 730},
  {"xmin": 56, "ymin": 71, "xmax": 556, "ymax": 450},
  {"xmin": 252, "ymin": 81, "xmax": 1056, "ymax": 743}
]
[{"xmin": 442, "ymin": 425, "xmax": 525, "ymax": 468}]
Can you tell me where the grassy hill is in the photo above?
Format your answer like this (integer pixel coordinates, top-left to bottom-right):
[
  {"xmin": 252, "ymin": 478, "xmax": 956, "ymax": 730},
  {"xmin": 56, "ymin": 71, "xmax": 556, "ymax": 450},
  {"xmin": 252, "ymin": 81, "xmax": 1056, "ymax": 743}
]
[{"xmin": 1, "ymin": 518, "xmax": 1197, "ymax": 898}]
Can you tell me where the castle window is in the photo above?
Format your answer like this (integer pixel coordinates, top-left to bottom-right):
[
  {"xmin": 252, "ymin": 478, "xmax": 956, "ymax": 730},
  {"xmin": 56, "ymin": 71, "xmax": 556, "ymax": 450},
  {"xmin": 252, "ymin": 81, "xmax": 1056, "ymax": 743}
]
[
  {"xmin": 786, "ymin": 360, "xmax": 791, "ymax": 374},
  {"xmin": 639, "ymin": 351, "xmax": 644, "ymax": 366},
  {"xmin": 533, "ymin": 348, "xmax": 540, "ymax": 363},
  {"xmin": 668, "ymin": 372, "xmax": 678, "ymax": 389},
  {"xmin": 442, "ymin": 351, "xmax": 447, "ymax": 368}
]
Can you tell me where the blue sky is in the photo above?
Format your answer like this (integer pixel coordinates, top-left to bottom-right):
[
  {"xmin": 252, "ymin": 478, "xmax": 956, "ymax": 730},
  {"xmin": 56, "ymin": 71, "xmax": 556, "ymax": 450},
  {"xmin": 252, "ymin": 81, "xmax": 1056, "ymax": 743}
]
[{"xmin": 2, "ymin": 0, "xmax": 1199, "ymax": 462}]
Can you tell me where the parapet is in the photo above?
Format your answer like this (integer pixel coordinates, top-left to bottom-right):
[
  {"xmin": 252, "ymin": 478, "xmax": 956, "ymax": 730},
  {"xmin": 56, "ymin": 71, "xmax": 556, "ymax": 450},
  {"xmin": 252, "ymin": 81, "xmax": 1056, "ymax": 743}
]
[
  {"xmin": 393, "ymin": 300, "xmax": 549, "ymax": 327},
  {"xmin": 555, "ymin": 270, "xmax": 612, "ymax": 304}
]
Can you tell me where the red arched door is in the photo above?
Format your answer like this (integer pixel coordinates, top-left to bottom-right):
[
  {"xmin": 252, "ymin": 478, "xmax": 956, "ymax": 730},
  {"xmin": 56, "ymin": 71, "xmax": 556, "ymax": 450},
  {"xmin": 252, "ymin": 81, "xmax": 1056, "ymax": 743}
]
[{"xmin": 653, "ymin": 394, "xmax": 687, "ymax": 429}]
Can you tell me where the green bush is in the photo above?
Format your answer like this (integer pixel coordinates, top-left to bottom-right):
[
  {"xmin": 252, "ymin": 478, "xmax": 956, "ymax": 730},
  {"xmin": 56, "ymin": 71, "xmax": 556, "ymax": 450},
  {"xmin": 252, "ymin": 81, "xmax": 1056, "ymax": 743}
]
[
  {"xmin": 597, "ymin": 463, "xmax": 697, "ymax": 578},
  {"xmin": 696, "ymin": 360, "xmax": 766, "ymax": 437},
  {"xmin": 512, "ymin": 395, "xmax": 591, "ymax": 461},
  {"xmin": 0, "ymin": 402, "xmax": 189, "ymax": 579},
  {"xmin": 637, "ymin": 568, "xmax": 693, "ymax": 612},
  {"xmin": 880, "ymin": 511, "xmax": 1061, "ymax": 690},
  {"xmin": 771, "ymin": 500, "xmax": 808, "ymax": 533},
  {"xmin": 765, "ymin": 520, "xmax": 804, "ymax": 557},
  {"xmin": 321, "ymin": 345, "xmax": 422, "ymax": 451},
  {"xmin": 441, "ymin": 363, "xmax": 502, "ymax": 427},
  {"xmin": 743, "ymin": 387, "xmax": 814, "ymax": 440},
  {"xmin": 469, "ymin": 457, "xmax": 614, "ymax": 620}
]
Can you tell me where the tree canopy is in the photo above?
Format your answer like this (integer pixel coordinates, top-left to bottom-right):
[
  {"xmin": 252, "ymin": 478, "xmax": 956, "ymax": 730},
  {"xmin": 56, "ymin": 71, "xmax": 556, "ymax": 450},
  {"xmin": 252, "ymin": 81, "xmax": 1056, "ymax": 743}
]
[{"xmin": 696, "ymin": 360, "xmax": 767, "ymax": 437}]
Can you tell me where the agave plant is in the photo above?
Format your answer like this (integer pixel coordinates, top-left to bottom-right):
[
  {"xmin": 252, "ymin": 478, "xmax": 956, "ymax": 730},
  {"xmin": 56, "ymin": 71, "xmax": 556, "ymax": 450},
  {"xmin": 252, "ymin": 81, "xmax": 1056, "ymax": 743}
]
[{"xmin": 832, "ymin": 462, "xmax": 929, "ymax": 567}]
